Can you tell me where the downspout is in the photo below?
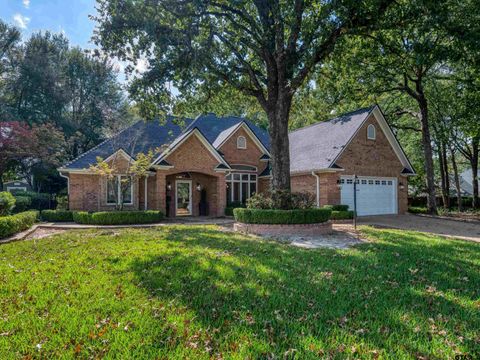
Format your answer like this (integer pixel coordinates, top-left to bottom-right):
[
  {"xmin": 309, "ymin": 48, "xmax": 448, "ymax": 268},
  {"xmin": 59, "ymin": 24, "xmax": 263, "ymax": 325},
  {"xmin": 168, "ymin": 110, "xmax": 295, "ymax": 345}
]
[
  {"xmin": 144, "ymin": 176, "xmax": 148, "ymax": 210},
  {"xmin": 59, "ymin": 172, "xmax": 70, "ymax": 210},
  {"xmin": 311, "ymin": 171, "xmax": 320, "ymax": 207}
]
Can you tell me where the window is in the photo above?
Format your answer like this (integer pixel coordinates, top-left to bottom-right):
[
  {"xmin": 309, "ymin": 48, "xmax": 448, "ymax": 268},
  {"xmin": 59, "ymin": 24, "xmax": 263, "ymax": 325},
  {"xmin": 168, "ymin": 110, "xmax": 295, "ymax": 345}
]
[
  {"xmin": 226, "ymin": 172, "xmax": 257, "ymax": 205},
  {"xmin": 367, "ymin": 124, "xmax": 376, "ymax": 140},
  {"xmin": 106, "ymin": 175, "xmax": 133, "ymax": 205},
  {"xmin": 237, "ymin": 136, "xmax": 247, "ymax": 149},
  {"xmin": 346, "ymin": 179, "xmax": 353, "ymax": 184}
]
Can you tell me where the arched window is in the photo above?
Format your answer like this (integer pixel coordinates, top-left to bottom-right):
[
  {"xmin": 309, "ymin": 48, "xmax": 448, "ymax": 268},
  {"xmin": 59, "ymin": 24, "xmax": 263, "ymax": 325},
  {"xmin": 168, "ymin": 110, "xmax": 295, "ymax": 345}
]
[
  {"xmin": 367, "ymin": 124, "xmax": 376, "ymax": 140},
  {"xmin": 237, "ymin": 135, "xmax": 247, "ymax": 149}
]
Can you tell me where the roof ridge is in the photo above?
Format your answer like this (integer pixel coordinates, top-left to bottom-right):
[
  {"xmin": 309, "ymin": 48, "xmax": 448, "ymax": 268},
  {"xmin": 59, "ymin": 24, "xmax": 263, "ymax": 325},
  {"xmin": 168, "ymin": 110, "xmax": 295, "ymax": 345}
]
[
  {"xmin": 61, "ymin": 120, "xmax": 143, "ymax": 168},
  {"xmin": 289, "ymin": 105, "xmax": 375, "ymax": 135}
]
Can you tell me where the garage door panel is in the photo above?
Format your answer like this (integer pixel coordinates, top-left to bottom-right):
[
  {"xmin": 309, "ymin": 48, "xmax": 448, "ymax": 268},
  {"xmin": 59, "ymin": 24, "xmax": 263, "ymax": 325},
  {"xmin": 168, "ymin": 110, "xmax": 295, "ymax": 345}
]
[{"xmin": 340, "ymin": 177, "xmax": 397, "ymax": 216}]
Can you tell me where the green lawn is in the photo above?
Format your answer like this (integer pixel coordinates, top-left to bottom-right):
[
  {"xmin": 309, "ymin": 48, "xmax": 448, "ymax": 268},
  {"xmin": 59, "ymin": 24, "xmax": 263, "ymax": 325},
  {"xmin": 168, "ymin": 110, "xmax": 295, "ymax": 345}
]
[{"xmin": 0, "ymin": 226, "xmax": 478, "ymax": 359}]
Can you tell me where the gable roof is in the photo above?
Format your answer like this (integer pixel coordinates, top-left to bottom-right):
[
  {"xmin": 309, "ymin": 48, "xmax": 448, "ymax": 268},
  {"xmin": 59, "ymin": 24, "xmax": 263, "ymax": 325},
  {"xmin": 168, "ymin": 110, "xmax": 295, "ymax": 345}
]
[
  {"xmin": 289, "ymin": 105, "xmax": 415, "ymax": 175},
  {"xmin": 60, "ymin": 114, "xmax": 269, "ymax": 171},
  {"xmin": 212, "ymin": 121, "xmax": 270, "ymax": 155}
]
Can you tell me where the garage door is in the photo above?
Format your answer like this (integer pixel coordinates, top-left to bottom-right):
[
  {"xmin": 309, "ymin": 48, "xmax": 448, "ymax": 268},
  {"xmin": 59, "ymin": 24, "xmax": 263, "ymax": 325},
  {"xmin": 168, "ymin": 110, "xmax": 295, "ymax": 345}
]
[{"xmin": 340, "ymin": 176, "xmax": 397, "ymax": 216}]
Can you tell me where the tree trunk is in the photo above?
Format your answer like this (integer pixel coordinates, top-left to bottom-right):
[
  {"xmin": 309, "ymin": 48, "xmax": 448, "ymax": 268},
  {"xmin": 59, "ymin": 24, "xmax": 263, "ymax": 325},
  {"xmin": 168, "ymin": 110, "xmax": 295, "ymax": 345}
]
[
  {"xmin": 417, "ymin": 95, "xmax": 437, "ymax": 214},
  {"xmin": 266, "ymin": 91, "xmax": 292, "ymax": 195},
  {"xmin": 441, "ymin": 142, "xmax": 450, "ymax": 208},
  {"xmin": 471, "ymin": 138, "xmax": 479, "ymax": 209},
  {"xmin": 437, "ymin": 143, "xmax": 448, "ymax": 208},
  {"xmin": 450, "ymin": 147, "xmax": 462, "ymax": 212}
]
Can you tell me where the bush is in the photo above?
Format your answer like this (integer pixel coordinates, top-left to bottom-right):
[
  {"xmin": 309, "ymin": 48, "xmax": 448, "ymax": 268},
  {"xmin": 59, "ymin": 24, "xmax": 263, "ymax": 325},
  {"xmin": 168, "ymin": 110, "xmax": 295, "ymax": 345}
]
[
  {"xmin": 330, "ymin": 210, "xmax": 354, "ymax": 220},
  {"xmin": 13, "ymin": 196, "xmax": 31, "ymax": 213},
  {"xmin": 13, "ymin": 191, "xmax": 53, "ymax": 210},
  {"xmin": 233, "ymin": 208, "xmax": 331, "ymax": 224},
  {"xmin": 0, "ymin": 192, "xmax": 16, "ymax": 216},
  {"xmin": 0, "ymin": 211, "xmax": 39, "ymax": 239},
  {"xmin": 73, "ymin": 210, "xmax": 164, "ymax": 225},
  {"xmin": 408, "ymin": 206, "xmax": 428, "ymax": 214},
  {"xmin": 246, "ymin": 191, "xmax": 316, "ymax": 210},
  {"xmin": 323, "ymin": 204, "xmax": 350, "ymax": 212},
  {"xmin": 56, "ymin": 195, "xmax": 68, "ymax": 210},
  {"xmin": 225, "ymin": 202, "xmax": 246, "ymax": 216},
  {"xmin": 41, "ymin": 210, "xmax": 74, "ymax": 222}
]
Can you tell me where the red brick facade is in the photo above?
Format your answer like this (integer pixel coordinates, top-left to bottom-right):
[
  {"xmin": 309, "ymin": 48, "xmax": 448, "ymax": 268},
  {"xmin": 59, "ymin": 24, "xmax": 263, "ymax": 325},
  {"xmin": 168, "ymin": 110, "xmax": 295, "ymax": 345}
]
[{"xmin": 65, "ymin": 113, "xmax": 410, "ymax": 216}]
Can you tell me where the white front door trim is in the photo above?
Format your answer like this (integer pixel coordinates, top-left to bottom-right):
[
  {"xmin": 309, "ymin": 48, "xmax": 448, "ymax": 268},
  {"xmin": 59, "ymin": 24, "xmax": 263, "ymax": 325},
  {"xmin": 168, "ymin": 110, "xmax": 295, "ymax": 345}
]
[{"xmin": 175, "ymin": 180, "xmax": 192, "ymax": 216}]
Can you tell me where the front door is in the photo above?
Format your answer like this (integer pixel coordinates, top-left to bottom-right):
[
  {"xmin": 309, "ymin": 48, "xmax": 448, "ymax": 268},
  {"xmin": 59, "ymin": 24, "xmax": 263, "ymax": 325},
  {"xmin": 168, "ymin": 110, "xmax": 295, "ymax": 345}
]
[{"xmin": 176, "ymin": 180, "xmax": 192, "ymax": 216}]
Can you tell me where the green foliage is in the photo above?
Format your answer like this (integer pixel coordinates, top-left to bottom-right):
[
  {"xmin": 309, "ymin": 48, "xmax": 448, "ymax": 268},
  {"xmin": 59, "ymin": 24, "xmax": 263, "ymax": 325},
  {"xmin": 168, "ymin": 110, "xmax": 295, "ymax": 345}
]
[
  {"xmin": 41, "ymin": 210, "xmax": 74, "ymax": 222},
  {"xmin": 73, "ymin": 211, "xmax": 164, "ymax": 225},
  {"xmin": 408, "ymin": 207, "xmax": 429, "ymax": 214},
  {"xmin": 55, "ymin": 195, "xmax": 68, "ymax": 210},
  {"xmin": 0, "ymin": 192, "xmax": 16, "ymax": 216},
  {"xmin": 233, "ymin": 208, "xmax": 331, "ymax": 224},
  {"xmin": 13, "ymin": 196, "xmax": 31, "ymax": 213},
  {"xmin": 247, "ymin": 191, "xmax": 316, "ymax": 210},
  {"xmin": 225, "ymin": 202, "xmax": 245, "ymax": 216},
  {"xmin": 0, "ymin": 210, "xmax": 38, "ymax": 238},
  {"xmin": 13, "ymin": 191, "xmax": 52, "ymax": 210},
  {"xmin": 330, "ymin": 210, "xmax": 355, "ymax": 220},
  {"xmin": 323, "ymin": 204, "xmax": 350, "ymax": 212}
]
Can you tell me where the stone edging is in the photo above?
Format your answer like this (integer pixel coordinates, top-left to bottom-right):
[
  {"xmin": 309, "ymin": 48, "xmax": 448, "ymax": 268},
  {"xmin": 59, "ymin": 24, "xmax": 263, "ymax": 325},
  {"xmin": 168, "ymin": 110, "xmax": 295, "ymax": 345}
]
[{"xmin": 234, "ymin": 221, "xmax": 333, "ymax": 236}]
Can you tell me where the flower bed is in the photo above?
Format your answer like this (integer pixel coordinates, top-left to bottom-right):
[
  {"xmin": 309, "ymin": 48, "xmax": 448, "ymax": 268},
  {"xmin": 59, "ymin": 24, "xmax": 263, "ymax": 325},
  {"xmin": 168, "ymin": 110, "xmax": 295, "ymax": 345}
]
[
  {"xmin": 72, "ymin": 211, "xmax": 164, "ymax": 225},
  {"xmin": 0, "ymin": 211, "xmax": 39, "ymax": 239}
]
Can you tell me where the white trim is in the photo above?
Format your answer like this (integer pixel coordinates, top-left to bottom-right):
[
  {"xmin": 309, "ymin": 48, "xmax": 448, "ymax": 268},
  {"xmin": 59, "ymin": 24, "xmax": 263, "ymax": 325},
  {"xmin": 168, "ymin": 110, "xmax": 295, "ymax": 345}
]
[
  {"xmin": 59, "ymin": 172, "xmax": 70, "ymax": 195},
  {"xmin": 330, "ymin": 106, "xmax": 415, "ymax": 174},
  {"xmin": 311, "ymin": 171, "xmax": 320, "ymax": 207},
  {"xmin": 57, "ymin": 168, "xmax": 97, "ymax": 174},
  {"xmin": 153, "ymin": 128, "xmax": 230, "ymax": 169},
  {"xmin": 6, "ymin": 186, "xmax": 26, "ymax": 192},
  {"xmin": 104, "ymin": 149, "xmax": 135, "ymax": 164},
  {"xmin": 367, "ymin": 124, "xmax": 376, "ymax": 140},
  {"xmin": 144, "ymin": 176, "xmax": 148, "ymax": 210},
  {"xmin": 106, "ymin": 175, "xmax": 134, "ymax": 206},
  {"xmin": 290, "ymin": 168, "xmax": 345, "ymax": 175},
  {"xmin": 216, "ymin": 122, "xmax": 270, "ymax": 156},
  {"xmin": 151, "ymin": 164, "xmax": 174, "ymax": 170},
  {"xmin": 175, "ymin": 180, "xmax": 192, "ymax": 216}
]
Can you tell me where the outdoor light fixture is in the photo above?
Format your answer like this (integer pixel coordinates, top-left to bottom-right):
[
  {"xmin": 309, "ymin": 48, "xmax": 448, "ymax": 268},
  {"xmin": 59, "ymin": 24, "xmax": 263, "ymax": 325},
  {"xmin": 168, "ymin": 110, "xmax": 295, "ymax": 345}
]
[
  {"xmin": 167, "ymin": 182, "xmax": 172, "ymax": 190},
  {"xmin": 399, "ymin": 182, "xmax": 405, "ymax": 190},
  {"xmin": 196, "ymin": 183, "xmax": 201, "ymax": 191},
  {"xmin": 336, "ymin": 179, "xmax": 342, "ymax": 189}
]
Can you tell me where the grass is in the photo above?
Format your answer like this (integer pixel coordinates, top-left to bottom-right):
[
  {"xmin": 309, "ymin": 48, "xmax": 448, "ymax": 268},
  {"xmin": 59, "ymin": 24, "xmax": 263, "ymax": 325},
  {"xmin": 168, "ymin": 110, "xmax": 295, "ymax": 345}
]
[{"xmin": 0, "ymin": 226, "xmax": 479, "ymax": 359}]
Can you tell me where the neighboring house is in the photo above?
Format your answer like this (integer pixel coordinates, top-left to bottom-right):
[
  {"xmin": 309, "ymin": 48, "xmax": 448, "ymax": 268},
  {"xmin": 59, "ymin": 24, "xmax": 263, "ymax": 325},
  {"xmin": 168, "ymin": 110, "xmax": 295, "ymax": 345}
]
[
  {"xmin": 2, "ymin": 179, "xmax": 31, "ymax": 193},
  {"xmin": 454, "ymin": 169, "xmax": 479, "ymax": 196},
  {"xmin": 58, "ymin": 105, "xmax": 415, "ymax": 217}
]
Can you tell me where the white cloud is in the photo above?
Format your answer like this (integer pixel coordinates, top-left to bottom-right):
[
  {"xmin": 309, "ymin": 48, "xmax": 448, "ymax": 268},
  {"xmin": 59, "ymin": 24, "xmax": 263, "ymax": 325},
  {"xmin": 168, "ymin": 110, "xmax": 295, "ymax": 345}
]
[
  {"xmin": 13, "ymin": 13, "xmax": 30, "ymax": 29},
  {"xmin": 23, "ymin": 0, "xmax": 30, "ymax": 9}
]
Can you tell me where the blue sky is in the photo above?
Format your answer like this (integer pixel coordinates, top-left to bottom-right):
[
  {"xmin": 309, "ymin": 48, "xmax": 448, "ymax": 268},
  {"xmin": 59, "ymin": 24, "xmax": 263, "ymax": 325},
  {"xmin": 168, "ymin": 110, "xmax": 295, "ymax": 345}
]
[{"xmin": 1, "ymin": 0, "xmax": 97, "ymax": 49}]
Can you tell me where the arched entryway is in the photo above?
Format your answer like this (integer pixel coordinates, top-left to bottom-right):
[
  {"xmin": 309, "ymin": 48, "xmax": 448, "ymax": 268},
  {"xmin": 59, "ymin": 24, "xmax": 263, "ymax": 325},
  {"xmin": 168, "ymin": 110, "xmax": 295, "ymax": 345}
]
[{"xmin": 165, "ymin": 172, "xmax": 219, "ymax": 217}]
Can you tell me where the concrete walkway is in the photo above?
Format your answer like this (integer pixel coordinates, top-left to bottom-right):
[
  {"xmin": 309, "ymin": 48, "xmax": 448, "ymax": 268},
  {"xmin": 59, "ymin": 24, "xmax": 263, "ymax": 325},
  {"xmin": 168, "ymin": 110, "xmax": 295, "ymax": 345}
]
[{"xmin": 359, "ymin": 214, "xmax": 480, "ymax": 242}]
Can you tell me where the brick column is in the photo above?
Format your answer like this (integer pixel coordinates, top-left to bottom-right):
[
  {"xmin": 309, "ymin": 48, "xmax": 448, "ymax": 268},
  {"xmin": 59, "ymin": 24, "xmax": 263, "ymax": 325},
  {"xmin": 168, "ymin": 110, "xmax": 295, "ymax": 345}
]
[
  {"xmin": 155, "ymin": 172, "xmax": 167, "ymax": 214},
  {"xmin": 215, "ymin": 175, "xmax": 227, "ymax": 217}
]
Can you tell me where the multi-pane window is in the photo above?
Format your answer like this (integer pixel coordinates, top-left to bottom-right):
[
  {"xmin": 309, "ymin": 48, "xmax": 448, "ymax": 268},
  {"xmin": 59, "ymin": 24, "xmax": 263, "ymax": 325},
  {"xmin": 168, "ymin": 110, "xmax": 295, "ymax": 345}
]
[
  {"xmin": 106, "ymin": 175, "xmax": 132, "ymax": 205},
  {"xmin": 226, "ymin": 173, "xmax": 257, "ymax": 205}
]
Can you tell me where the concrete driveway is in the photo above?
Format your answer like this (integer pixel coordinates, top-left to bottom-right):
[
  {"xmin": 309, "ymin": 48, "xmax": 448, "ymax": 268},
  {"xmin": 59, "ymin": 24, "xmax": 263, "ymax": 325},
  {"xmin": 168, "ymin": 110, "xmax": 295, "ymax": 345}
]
[{"xmin": 358, "ymin": 214, "xmax": 480, "ymax": 242}]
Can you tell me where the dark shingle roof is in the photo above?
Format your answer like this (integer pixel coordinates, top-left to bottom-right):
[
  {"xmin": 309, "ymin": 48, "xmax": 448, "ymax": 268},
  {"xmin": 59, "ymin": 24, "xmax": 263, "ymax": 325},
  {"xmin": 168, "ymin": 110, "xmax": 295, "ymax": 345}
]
[
  {"xmin": 289, "ymin": 107, "xmax": 375, "ymax": 173},
  {"xmin": 62, "ymin": 116, "xmax": 193, "ymax": 170},
  {"xmin": 61, "ymin": 113, "xmax": 269, "ymax": 170}
]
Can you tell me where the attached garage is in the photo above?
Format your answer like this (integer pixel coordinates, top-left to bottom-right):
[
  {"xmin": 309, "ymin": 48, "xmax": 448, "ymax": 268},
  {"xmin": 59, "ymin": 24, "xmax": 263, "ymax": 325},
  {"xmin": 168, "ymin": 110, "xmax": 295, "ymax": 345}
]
[{"xmin": 340, "ymin": 176, "xmax": 397, "ymax": 216}]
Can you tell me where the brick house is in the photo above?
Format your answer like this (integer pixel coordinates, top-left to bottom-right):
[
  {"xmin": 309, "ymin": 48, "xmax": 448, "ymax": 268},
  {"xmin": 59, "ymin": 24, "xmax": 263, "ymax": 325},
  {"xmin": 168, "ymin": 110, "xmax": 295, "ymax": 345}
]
[{"xmin": 58, "ymin": 105, "xmax": 415, "ymax": 217}]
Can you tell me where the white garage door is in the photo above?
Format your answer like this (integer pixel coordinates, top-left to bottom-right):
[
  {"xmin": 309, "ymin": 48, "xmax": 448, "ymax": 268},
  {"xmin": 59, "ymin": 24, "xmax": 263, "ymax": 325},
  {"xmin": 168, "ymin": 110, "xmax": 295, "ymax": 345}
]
[{"xmin": 340, "ymin": 176, "xmax": 397, "ymax": 216}]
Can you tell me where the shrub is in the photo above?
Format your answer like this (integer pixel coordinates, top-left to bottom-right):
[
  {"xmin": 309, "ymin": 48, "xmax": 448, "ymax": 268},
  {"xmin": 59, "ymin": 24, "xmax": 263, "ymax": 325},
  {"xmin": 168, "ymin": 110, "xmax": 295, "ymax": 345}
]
[
  {"xmin": 246, "ymin": 191, "xmax": 316, "ymax": 210},
  {"xmin": 0, "ymin": 192, "xmax": 16, "ymax": 216},
  {"xmin": 0, "ymin": 211, "xmax": 39, "ymax": 239},
  {"xmin": 73, "ymin": 210, "xmax": 164, "ymax": 225},
  {"xmin": 323, "ymin": 204, "xmax": 350, "ymax": 212},
  {"xmin": 233, "ymin": 208, "xmax": 331, "ymax": 224},
  {"xmin": 408, "ymin": 206, "xmax": 428, "ymax": 214},
  {"xmin": 41, "ymin": 210, "xmax": 74, "ymax": 222},
  {"xmin": 13, "ymin": 196, "xmax": 31, "ymax": 213},
  {"xmin": 56, "ymin": 195, "xmax": 68, "ymax": 210},
  {"xmin": 225, "ymin": 202, "xmax": 246, "ymax": 216},
  {"xmin": 330, "ymin": 210, "xmax": 355, "ymax": 220},
  {"xmin": 13, "ymin": 191, "xmax": 52, "ymax": 210}
]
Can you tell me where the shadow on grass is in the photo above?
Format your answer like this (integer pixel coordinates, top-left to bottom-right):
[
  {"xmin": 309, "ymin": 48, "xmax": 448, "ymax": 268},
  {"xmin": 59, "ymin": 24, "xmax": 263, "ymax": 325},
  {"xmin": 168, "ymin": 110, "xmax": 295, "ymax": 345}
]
[{"xmin": 129, "ymin": 226, "xmax": 480, "ymax": 358}]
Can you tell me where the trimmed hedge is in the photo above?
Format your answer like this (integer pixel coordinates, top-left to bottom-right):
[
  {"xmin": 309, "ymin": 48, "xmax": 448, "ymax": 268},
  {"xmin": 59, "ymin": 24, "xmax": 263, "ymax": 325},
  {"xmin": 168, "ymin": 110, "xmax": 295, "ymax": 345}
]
[
  {"xmin": 13, "ymin": 196, "xmax": 32, "ymax": 213},
  {"xmin": 323, "ymin": 204, "xmax": 350, "ymax": 212},
  {"xmin": 408, "ymin": 206, "xmax": 428, "ymax": 214},
  {"xmin": 225, "ymin": 207, "xmax": 235, "ymax": 216},
  {"xmin": 41, "ymin": 210, "xmax": 74, "ymax": 222},
  {"xmin": 0, "ymin": 211, "xmax": 39, "ymax": 239},
  {"xmin": 233, "ymin": 208, "xmax": 331, "ymax": 224},
  {"xmin": 330, "ymin": 210, "xmax": 355, "ymax": 220},
  {"xmin": 73, "ymin": 211, "xmax": 164, "ymax": 225}
]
